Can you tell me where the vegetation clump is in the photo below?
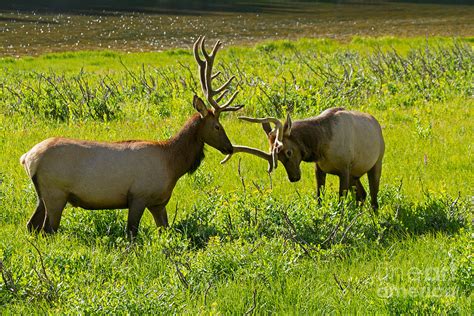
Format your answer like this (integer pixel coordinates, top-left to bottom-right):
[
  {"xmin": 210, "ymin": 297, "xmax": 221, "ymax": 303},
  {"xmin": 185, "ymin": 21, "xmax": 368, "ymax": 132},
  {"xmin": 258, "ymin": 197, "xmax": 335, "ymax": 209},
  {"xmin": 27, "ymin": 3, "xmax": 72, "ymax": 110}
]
[{"xmin": 0, "ymin": 38, "xmax": 472, "ymax": 313}]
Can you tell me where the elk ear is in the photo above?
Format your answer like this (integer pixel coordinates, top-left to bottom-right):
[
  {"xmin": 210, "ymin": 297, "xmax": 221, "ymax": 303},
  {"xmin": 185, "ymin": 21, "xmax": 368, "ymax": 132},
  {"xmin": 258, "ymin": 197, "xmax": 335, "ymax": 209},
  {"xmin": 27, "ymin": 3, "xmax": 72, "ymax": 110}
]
[
  {"xmin": 284, "ymin": 113, "xmax": 292, "ymax": 136},
  {"xmin": 262, "ymin": 122, "xmax": 272, "ymax": 135},
  {"xmin": 193, "ymin": 95, "xmax": 208, "ymax": 118}
]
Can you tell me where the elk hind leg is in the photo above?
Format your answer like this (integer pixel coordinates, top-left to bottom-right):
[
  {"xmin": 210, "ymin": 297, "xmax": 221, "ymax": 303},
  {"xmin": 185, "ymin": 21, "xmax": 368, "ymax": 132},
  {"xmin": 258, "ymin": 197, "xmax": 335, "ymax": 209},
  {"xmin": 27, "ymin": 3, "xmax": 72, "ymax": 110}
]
[
  {"xmin": 27, "ymin": 175, "xmax": 47, "ymax": 232},
  {"xmin": 367, "ymin": 159, "xmax": 383, "ymax": 213},
  {"xmin": 42, "ymin": 189, "xmax": 68, "ymax": 233},
  {"xmin": 27, "ymin": 198, "xmax": 47, "ymax": 233}
]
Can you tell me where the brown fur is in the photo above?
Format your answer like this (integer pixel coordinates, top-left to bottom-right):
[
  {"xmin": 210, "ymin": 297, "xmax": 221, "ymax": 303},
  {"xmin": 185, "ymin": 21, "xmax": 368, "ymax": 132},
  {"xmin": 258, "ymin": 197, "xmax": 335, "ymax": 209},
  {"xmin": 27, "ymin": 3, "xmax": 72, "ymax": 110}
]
[
  {"xmin": 21, "ymin": 101, "xmax": 234, "ymax": 238},
  {"xmin": 264, "ymin": 107, "xmax": 384, "ymax": 211},
  {"xmin": 22, "ymin": 36, "xmax": 245, "ymax": 238}
]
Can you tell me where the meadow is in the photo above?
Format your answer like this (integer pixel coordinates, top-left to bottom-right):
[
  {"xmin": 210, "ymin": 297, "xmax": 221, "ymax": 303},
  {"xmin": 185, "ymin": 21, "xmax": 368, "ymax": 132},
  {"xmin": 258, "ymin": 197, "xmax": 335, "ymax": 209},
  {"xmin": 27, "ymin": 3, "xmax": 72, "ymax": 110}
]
[{"xmin": 0, "ymin": 37, "xmax": 472, "ymax": 313}]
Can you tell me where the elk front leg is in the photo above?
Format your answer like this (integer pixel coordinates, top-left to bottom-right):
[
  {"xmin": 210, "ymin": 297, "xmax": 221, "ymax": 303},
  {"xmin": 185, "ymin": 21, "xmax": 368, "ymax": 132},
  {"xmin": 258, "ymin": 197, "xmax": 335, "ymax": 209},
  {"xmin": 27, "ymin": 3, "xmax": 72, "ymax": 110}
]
[
  {"xmin": 148, "ymin": 204, "xmax": 169, "ymax": 228},
  {"xmin": 127, "ymin": 198, "xmax": 146, "ymax": 239},
  {"xmin": 315, "ymin": 164, "xmax": 326, "ymax": 203},
  {"xmin": 338, "ymin": 169, "xmax": 351, "ymax": 199}
]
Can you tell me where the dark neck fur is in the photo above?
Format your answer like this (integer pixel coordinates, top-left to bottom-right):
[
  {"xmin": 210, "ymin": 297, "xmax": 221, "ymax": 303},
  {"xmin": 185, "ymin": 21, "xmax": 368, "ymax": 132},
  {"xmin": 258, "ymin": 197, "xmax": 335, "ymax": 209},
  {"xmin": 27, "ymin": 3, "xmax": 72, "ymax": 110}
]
[
  {"xmin": 168, "ymin": 113, "xmax": 205, "ymax": 177},
  {"xmin": 188, "ymin": 148, "xmax": 205, "ymax": 175},
  {"xmin": 292, "ymin": 116, "xmax": 334, "ymax": 163}
]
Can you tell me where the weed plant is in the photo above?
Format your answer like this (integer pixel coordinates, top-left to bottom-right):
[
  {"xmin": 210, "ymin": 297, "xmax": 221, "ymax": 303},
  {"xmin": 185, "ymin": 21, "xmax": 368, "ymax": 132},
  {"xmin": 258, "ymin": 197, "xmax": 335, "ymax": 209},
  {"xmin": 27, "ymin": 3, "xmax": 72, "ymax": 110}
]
[{"xmin": 0, "ymin": 38, "xmax": 472, "ymax": 313}]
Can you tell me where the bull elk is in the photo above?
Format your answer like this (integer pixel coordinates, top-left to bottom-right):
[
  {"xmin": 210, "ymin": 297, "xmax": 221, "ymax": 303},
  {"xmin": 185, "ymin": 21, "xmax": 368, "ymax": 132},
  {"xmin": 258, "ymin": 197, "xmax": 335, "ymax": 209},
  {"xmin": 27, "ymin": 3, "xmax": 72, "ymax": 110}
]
[
  {"xmin": 223, "ymin": 108, "xmax": 385, "ymax": 211},
  {"xmin": 20, "ymin": 36, "xmax": 243, "ymax": 238}
]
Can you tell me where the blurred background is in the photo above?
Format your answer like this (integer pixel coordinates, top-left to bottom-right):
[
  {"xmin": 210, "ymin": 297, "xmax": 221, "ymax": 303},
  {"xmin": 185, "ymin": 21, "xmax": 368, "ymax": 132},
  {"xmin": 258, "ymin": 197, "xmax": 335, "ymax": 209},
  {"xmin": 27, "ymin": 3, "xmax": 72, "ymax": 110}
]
[{"xmin": 1, "ymin": 0, "xmax": 473, "ymax": 56}]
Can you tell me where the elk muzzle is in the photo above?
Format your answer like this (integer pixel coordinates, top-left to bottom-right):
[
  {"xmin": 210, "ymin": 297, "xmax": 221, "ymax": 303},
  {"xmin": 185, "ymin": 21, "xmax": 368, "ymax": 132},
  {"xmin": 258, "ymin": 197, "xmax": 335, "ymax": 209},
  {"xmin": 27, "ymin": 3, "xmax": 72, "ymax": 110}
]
[
  {"xmin": 282, "ymin": 162, "xmax": 301, "ymax": 182},
  {"xmin": 219, "ymin": 142, "xmax": 234, "ymax": 155},
  {"xmin": 288, "ymin": 174, "xmax": 301, "ymax": 182}
]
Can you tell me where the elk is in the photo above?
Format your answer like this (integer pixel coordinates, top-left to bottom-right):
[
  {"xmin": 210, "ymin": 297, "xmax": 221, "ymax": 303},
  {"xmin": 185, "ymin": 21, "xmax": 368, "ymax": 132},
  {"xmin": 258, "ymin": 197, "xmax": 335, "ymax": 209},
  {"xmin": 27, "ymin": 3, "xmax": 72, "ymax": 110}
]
[
  {"xmin": 223, "ymin": 108, "xmax": 385, "ymax": 211},
  {"xmin": 20, "ymin": 36, "xmax": 243, "ymax": 238}
]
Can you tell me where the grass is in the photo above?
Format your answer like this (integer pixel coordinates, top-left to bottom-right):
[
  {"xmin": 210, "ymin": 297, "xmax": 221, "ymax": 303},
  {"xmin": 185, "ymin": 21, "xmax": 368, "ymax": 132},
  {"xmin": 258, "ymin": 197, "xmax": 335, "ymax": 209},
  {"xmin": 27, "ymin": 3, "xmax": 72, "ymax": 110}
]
[{"xmin": 0, "ymin": 37, "xmax": 472, "ymax": 313}]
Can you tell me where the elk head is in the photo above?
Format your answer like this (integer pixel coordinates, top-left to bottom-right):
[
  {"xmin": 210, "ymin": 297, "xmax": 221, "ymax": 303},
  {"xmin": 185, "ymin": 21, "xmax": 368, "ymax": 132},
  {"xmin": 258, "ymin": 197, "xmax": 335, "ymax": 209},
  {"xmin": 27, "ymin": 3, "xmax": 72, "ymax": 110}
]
[
  {"xmin": 222, "ymin": 114, "xmax": 302, "ymax": 181},
  {"xmin": 259, "ymin": 114, "xmax": 303, "ymax": 182},
  {"xmin": 192, "ymin": 36, "xmax": 243, "ymax": 155}
]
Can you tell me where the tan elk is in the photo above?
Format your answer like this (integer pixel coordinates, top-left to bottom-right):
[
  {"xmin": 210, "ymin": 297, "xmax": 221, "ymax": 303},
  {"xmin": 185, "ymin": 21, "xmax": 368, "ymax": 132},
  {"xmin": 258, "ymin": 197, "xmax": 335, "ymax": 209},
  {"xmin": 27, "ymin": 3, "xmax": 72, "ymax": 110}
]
[
  {"xmin": 20, "ymin": 36, "xmax": 243, "ymax": 238},
  {"xmin": 223, "ymin": 108, "xmax": 385, "ymax": 211}
]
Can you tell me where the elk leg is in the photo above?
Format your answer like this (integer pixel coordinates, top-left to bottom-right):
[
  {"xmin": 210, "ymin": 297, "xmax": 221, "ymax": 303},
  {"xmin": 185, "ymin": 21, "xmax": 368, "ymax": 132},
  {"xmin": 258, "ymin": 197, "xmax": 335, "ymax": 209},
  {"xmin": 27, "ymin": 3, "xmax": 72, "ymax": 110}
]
[
  {"xmin": 315, "ymin": 165, "xmax": 326, "ymax": 203},
  {"xmin": 338, "ymin": 170, "xmax": 351, "ymax": 198},
  {"xmin": 27, "ymin": 198, "xmax": 46, "ymax": 233},
  {"xmin": 349, "ymin": 177, "xmax": 356, "ymax": 195},
  {"xmin": 148, "ymin": 205, "xmax": 169, "ymax": 228},
  {"xmin": 27, "ymin": 175, "xmax": 47, "ymax": 233},
  {"xmin": 127, "ymin": 198, "xmax": 146, "ymax": 239},
  {"xmin": 367, "ymin": 159, "xmax": 383, "ymax": 213},
  {"xmin": 42, "ymin": 190, "xmax": 67, "ymax": 233},
  {"xmin": 354, "ymin": 178, "xmax": 367, "ymax": 203}
]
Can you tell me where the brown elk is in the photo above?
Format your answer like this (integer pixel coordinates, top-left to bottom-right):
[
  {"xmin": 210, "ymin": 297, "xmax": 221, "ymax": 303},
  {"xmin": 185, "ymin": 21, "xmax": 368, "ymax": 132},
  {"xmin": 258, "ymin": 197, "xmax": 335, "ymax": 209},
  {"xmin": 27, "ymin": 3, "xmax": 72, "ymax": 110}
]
[
  {"xmin": 223, "ymin": 108, "xmax": 385, "ymax": 211},
  {"xmin": 20, "ymin": 36, "xmax": 243, "ymax": 238}
]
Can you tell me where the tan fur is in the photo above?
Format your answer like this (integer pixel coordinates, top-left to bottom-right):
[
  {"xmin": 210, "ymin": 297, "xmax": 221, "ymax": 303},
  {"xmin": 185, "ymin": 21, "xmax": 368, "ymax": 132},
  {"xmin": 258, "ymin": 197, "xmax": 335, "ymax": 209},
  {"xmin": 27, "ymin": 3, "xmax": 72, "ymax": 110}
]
[
  {"xmin": 22, "ymin": 108, "xmax": 235, "ymax": 238},
  {"xmin": 315, "ymin": 110, "xmax": 384, "ymax": 177},
  {"xmin": 22, "ymin": 37, "xmax": 243, "ymax": 238},
  {"xmin": 234, "ymin": 107, "xmax": 384, "ymax": 211},
  {"xmin": 276, "ymin": 108, "xmax": 385, "ymax": 210}
]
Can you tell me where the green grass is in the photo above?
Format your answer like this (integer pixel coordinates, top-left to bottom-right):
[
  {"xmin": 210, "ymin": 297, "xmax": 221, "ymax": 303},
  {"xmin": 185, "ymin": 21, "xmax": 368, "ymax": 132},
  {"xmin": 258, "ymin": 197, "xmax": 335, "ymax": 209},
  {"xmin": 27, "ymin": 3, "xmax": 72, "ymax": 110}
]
[{"xmin": 0, "ymin": 38, "xmax": 472, "ymax": 313}]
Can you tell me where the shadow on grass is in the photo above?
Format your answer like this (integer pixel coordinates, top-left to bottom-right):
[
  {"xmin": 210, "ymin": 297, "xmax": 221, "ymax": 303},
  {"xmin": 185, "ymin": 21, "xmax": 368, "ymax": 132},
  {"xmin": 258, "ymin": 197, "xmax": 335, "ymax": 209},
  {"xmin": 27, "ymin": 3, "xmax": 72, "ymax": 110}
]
[
  {"xmin": 55, "ymin": 186, "xmax": 468, "ymax": 253},
  {"xmin": 172, "ymin": 188, "xmax": 468, "ymax": 251},
  {"xmin": 60, "ymin": 208, "xmax": 154, "ymax": 247}
]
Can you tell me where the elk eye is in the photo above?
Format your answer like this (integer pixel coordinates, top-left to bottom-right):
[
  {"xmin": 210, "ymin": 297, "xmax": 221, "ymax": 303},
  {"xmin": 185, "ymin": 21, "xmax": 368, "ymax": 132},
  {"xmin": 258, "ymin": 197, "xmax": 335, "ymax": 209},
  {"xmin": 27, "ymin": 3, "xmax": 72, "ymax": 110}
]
[
  {"xmin": 215, "ymin": 124, "xmax": 220, "ymax": 131},
  {"xmin": 286, "ymin": 150, "xmax": 292, "ymax": 158}
]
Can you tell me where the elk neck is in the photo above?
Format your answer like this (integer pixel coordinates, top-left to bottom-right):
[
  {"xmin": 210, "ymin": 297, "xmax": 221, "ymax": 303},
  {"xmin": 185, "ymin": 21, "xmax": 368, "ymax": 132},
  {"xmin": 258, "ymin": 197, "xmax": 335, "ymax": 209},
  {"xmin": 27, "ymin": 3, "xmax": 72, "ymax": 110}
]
[
  {"xmin": 292, "ymin": 118, "xmax": 333, "ymax": 163},
  {"xmin": 166, "ymin": 113, "xmax": 205, "ymax": 178}
]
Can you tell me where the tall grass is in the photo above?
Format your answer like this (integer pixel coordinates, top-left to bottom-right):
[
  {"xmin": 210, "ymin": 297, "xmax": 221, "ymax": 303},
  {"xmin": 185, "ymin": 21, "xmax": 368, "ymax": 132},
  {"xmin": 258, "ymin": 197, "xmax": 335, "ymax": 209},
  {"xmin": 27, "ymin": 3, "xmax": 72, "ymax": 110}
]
[
  {"xmin": 1, "ymin": 39, "xmax": 472, "ymax": 121},
  {"xmin": 0, "ymin": 38, "xmax": 472, "ymax": 313}
]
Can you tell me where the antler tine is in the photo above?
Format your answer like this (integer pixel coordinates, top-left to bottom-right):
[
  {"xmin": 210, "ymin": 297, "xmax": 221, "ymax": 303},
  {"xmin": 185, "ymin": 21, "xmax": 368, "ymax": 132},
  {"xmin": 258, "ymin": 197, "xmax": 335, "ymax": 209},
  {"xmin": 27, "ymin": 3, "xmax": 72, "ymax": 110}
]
[
  {"xmin": 215, "ymin": 75, "xmax": 235, "ymax": 95},
  {"xmin": 193, "ymin": 36, "xmax": 207, "ymax": 95},
  {"xmin": 221, "ymin": 104, "xmax": 245, "ymax": 112},
  {"xmin": 239, "ymin": 116, "xmax": 283, "ymax": 167},
  {"xmin": 239, "ymin": 116, "xmax": 284, "ymax": 142},
  {"xmin": 201, "ymin": 37, "xmax": 222, "ymax": 110},
  {"xmin": 220, "ymin": 90, "xmax": 239, "ymax": 107},
  {"xmin": 200, "ymin": 37, "xmax": 221, "ymax": 60},
  {"xmin": 271, "ymin": 128, "xmax": 281, "ymax": 169},
  {"xmin": 214, "ymin": 77, "xmax": 240, "ymax": 112},
  {"xmin": 193, "ymin": 36, "xmax": 205, "ymax": 65},
  {"xmin": 210, "ymin": 40, "xmax": 222, "ymax": 58},
  {"xmin": 194, "ymin": 36, "xmax": 242, "ymax": 115},
  {"xmin": 238, "ymin": 116, "xmax": 283, "ymax": 129},
  {"xmin": 215, "ymin": 89, "xmax": 229, "ymax": 103},
  {"xmin": 220, "ymin": 145, "xmax": 274, "ymax": 173}
]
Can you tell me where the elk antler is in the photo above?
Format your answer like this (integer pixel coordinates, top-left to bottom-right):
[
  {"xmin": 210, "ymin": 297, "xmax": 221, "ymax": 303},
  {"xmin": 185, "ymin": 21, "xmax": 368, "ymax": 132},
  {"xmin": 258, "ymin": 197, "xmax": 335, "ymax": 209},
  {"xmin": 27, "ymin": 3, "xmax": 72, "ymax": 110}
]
[
  {"xmin": 238, "ymin": 116, "xmax": 283, "ymax": 141},
  {"xmin": 193, "ymin": 36, "xmax": 243, "ymax": 117},
  {"xmin": 238, "ymin": 116, "xmax": 285, "ymax": 169},
  {"xmin": 220, "ymin": 145, "xmax": 274, "ymax": 173}
]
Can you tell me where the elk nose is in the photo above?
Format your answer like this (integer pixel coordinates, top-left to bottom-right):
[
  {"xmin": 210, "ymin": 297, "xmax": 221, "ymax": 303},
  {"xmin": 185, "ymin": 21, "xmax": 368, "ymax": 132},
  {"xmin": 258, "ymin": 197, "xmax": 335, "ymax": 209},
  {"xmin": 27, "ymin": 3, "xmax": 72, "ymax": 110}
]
[
  {"xmin": 289, "ymin": 175, "xmax": 301, "ymax": 182},
  {"xmin": 220, "ymin": 145, "xmax": 233, "ymax": 155}
]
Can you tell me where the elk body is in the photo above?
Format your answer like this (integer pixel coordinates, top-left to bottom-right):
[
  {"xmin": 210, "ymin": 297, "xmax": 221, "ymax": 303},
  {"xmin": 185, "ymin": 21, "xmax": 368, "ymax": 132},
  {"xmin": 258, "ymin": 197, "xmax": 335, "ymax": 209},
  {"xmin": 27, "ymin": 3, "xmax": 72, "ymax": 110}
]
[
  {"xmin": 21, "ymin": 36, "xmax": 243, "ymax": 238},
  {"xmin": 225, "ymin": 108, "xmax": 385, "ymax": 210}
]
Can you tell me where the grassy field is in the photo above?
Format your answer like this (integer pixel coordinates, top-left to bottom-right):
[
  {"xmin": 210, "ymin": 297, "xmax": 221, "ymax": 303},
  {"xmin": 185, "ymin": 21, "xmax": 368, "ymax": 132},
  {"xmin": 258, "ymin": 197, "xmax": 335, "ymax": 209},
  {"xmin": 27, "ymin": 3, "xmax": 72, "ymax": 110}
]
[{"xmin": 0, "ymin": 37, "xmax": 472, "ymax": 313}]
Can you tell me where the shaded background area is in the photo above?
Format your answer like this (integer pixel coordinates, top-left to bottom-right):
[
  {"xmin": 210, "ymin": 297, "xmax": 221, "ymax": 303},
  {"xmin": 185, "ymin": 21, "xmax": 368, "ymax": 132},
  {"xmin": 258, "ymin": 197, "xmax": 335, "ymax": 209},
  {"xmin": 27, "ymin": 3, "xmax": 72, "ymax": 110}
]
[{"xmin": 1, "ymin": 0, "xmax": 473, "ymax": 57}]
